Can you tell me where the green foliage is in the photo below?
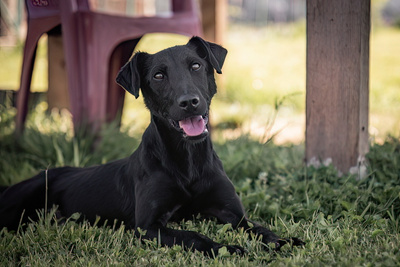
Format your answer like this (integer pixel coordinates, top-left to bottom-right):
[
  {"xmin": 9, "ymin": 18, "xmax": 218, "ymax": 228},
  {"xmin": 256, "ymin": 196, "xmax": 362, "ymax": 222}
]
[
  {"xmin": 0, "ymin": 105, "xmax": 400, "ymax": 266},
  {"xmin": 215, "ymin": 135, "xmax": 400, "ymax": 225},
  {"xmin": 0, "ymin": 105, "xmax": 137, "ymax": 186}
]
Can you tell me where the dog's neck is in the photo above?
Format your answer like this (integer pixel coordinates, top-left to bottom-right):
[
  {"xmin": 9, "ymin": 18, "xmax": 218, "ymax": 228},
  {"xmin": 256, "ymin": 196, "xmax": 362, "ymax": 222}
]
[{"xmin": 148, "ymin": 115, "xmax": 215, "ymax": 181}]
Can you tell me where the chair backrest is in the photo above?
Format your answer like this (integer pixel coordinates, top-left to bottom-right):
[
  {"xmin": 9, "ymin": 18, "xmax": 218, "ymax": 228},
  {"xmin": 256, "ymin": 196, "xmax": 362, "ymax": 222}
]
[
  {"xmin": 25, "ymin": 0, "xmax": 60, "ymax": 19},
  {"xmin": 70, "ymin": 0, "xmax": 198, "ymax": 17},
  {"xmin": 172, "ymin": 0, "xmax": 198, "ymax": 14},
  {"xmin": 26, "ymin": 0, "xmax": 199, "ymax": 19}
]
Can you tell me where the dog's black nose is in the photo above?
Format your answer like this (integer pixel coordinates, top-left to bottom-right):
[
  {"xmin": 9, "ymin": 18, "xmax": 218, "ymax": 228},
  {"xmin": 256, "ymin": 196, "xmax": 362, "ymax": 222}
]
[{"xmin": 178, "ymin": 95, "xmax": 200, "ymax": 110}]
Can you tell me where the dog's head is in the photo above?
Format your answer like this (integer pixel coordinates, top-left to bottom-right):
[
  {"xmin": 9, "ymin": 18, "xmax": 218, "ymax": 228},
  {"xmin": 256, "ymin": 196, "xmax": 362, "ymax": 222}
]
[{"xmin": 116, "ymin": 36, "xmax": 227, "ymax": 142}]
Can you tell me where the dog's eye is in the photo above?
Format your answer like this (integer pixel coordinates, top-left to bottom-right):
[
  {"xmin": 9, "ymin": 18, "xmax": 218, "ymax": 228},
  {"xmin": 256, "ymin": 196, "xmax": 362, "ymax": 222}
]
[
  {"xmin": 154, "ymin": 72, "xmax": 164, "ymax": 80},
  {"xmin": 191, "ymin": 63, "xmax": 201, "ymax": 71}
]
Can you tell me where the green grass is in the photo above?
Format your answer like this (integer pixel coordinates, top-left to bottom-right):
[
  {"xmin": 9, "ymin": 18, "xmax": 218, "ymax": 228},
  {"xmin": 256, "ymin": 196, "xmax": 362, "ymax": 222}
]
[{"xmin": 1, "ymin": 104, "xmax": 399, "ymax": 266}]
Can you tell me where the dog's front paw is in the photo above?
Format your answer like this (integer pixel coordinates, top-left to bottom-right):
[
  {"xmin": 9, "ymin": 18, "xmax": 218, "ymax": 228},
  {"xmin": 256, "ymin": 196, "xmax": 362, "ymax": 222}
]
[
  {"xmin": 274, "ymin": 237, "xmax": 306, "ymax": 251},
  {"xmin": 210, "ymin": 244, "xmax": 246, "ymax": 257},
  {"xmin": 290, "ymin": 237, "xmax": 306, "ymax": 247},
  {"xmin": 225, "ymin": 244, "xmax": 246, "ymax": 255}
]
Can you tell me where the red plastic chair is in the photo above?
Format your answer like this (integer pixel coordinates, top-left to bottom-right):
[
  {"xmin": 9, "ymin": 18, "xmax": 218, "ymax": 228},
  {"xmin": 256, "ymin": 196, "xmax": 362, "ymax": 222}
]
[
  {"xmin": 16, "ymin": 0, "xmax": 61, "ymax": 133},
  {"xmin": 16, "ymin": 0, "xmax": 202, "ymax": 133}
]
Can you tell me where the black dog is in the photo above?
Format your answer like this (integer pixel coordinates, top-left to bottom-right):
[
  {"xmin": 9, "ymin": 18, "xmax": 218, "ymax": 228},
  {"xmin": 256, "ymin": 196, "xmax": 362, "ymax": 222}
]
[{"xmin": 0, "ymin": 37, "xmax": 303, "ymax": 256}]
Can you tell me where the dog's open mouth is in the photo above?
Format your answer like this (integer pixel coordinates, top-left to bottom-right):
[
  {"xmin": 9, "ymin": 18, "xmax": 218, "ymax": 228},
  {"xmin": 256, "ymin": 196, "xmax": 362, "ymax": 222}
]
[{"xmin": 169, "ymin": 113, "xmax": 209, "ymax": 138}]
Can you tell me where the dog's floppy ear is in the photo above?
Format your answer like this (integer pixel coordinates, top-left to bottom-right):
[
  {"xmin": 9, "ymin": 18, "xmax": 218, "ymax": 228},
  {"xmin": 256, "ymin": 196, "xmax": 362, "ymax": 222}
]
[
  {"xmin": 187, "ymin": 36, "xmax": 227, "ymax": 74},
  {"xmin": 116, "ymin": 52, "xmax": 147, "ymax": 98}
]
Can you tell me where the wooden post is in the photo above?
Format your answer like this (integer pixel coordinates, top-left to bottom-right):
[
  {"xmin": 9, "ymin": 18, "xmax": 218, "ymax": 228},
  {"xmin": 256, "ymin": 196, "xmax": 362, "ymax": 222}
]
[
  {"xmin": 200, "ymin": 0, "xmax": 227, "ymax": 44},
  {"xmin": 306, "ymin": 0, "xmax": 370, "ymax": 174}
]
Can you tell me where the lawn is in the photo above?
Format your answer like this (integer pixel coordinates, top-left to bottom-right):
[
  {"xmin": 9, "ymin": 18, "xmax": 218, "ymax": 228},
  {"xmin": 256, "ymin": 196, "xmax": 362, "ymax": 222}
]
[{"xmin": 1, "ymin": 101, "xmax": 400, "ymax": 266}]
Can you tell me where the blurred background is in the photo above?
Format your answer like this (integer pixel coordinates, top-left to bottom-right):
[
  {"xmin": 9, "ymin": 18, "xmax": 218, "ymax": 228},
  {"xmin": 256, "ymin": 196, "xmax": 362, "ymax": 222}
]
[{"xmin": 0, "ymin": 0, "xmax": 399, "ymax": 144}]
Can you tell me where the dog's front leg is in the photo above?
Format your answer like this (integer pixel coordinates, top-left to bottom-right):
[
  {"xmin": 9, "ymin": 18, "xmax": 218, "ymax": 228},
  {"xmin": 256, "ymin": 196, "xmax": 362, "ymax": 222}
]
[
  {"xmin": 204, "ymin": 199, "xmax": 288, "ymax": 250},
  {"xmin": 134, "ymin": 223, "xmax": 244, "ymax": 256},
  {"xmin": 238, "ymin": 219, "xmax": 305, "ymax": 250},
  {"xmin": 201, "ymin": 176, "xmax": 305, "ymax": 251},
  {"xmin": 133, "ymin": 174, "xmax": 244, "ymax": 256},
  {"xmin": 208, "ymin": 202, "xmax": 305, "ymax": 251}
]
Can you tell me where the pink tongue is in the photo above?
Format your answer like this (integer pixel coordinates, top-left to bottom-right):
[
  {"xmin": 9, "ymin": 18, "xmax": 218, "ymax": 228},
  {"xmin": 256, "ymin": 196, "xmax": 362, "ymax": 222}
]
[{"xmin": 179, "ymin": 116, "xmax": 206, "ymax": 136}]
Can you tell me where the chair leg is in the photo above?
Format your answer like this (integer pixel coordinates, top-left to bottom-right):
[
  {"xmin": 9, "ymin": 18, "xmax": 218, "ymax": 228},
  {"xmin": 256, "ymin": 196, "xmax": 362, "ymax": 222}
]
[{"xmin": 15, "ymin": 40, "xmax": 38, "ymax": 134}]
